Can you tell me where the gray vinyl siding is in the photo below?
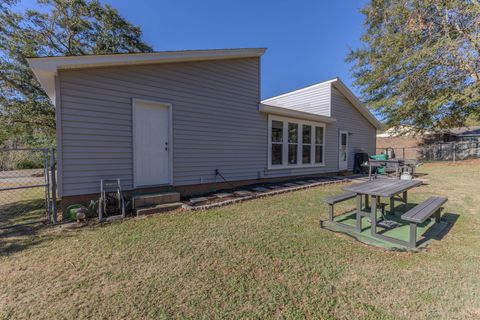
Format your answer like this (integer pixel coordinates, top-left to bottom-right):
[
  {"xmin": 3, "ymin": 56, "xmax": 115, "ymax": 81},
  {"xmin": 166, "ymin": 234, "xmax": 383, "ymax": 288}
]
[
  {"xmin": 262, "ymin": 82, "xmax": 331, "ymax": 116},
  {"xmin": 330, "ymin": 87, "xmax": 376, "ymax": 169},
  {"xmin": 58, "ymin": 58, "xmax": 376, "ymax": 197},
  {"xmin": 59, "ymin": 58, "xmax": 264, "ymax": 196},
  {"xmin": 264, "ymin": 86, "xmax": 376, "ymax": 177}
]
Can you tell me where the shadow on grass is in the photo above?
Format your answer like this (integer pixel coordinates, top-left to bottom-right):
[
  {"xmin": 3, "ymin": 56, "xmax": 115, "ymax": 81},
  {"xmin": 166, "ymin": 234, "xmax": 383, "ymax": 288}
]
[
  {"xmin": 0, "ymin": 198, "xmax": 46, "ymax": 227},
  {"xmin": 0, "ymin": 199, "xmax": 65, "ymax": 256},
  {"xmin": 414, "ymin": 172, "xmax": 428, "ymax": 178},
  {"xmin": 416, "ymin": 212, "xmax": 459, "ymax": 247}
]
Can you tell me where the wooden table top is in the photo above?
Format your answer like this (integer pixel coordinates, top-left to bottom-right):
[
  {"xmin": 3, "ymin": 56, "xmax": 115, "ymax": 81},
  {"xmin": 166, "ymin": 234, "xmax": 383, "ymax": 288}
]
[{"xmin": 342, "ymin": 179, "xmax": 423, "ymax": 197}]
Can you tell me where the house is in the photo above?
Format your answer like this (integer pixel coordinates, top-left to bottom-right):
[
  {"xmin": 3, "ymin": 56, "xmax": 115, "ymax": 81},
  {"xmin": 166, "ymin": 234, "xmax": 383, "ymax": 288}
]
[
  {"xmin": 27, "ymin": 48, "xmax": 382, "ymax": 210},
  {"xmin": 438, "ymin": 126, "xmax": 480, "ymax": 142}
]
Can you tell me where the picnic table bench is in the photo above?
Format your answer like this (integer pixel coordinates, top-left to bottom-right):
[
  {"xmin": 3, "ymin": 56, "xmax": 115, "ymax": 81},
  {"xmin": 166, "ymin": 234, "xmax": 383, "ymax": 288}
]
[
  {"xmin": 402, "ymin": 196, "xmax": 447, "ymax": 248},
  {"xmin": 325, "ymin": 192, "xmax": 356, "ymax": 221}
]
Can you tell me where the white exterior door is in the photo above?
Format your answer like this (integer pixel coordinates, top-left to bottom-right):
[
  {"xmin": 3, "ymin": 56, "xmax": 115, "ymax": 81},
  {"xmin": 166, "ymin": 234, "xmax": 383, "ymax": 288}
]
[
  {"xmin": 133, "ymin": 100, "xmax": 171, "ymax": 187},
  {"xmin": 339, "ymin": 130, "xmax": 348, "ymax": 170}
]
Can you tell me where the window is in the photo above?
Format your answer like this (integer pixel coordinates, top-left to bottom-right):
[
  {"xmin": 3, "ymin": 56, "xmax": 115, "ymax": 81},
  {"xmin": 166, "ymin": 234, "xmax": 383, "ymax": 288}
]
[
  {"xmin": 302, "ymin": 125, "xmax": 312, "ymax": 164},
  {"xmin": 288, "ymin": 123, "xmax": 298, "ymax": 165},
  {"xmin": 268, "ymin": 116, "xmax": 325, "ymax": 168},
  {"xmin": 271, "ymin": 120, "xmax": 283, "ymax": 165},
  {"xmin": 315, "ymin": 127, "xmax": 324, "ymax": 163}
]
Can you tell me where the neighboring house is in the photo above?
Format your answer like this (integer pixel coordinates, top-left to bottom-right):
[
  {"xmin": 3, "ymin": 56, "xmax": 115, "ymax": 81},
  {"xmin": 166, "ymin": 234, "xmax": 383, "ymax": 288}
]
[
  {"xmin": 377, "ymin": 126, "xmax": 480, "ymax": 160},
  {"xmin": 438, "ymin": 126, "xmax": 480, "ymax": 142},
  {"xmin": 28, "ymin": 48, "xmax": 382, "ymax": 208}
]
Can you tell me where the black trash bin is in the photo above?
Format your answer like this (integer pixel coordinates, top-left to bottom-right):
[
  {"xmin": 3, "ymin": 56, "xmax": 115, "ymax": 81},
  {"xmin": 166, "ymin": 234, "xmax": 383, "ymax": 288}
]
[{"xmin": 354, "ymin": 152, "xmax": 369, "ymax": 174}]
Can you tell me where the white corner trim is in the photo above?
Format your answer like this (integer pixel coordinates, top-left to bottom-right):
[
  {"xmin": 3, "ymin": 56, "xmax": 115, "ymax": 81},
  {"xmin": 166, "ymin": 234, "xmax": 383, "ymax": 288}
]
[
  {"xmin": 54, "ymin": 75, "xmax": 63, "ymax": 197},
  {"xmin": 259, "ymin": 104, "xmax": 336, "ymax": 124}
]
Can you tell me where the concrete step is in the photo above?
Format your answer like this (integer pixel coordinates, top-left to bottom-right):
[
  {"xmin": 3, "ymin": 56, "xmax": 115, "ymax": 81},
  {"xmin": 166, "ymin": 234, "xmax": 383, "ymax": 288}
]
[
  {"xmin": 132, "ymin": 192, "xmax": 180, "ymax": 208},
  {"xmin": 188, "ymin": 197, "xmax": 209, "ymax": 205},
  {"xmin": 136, "ymin": 202, "xmax": 183, "ymax": 216}
]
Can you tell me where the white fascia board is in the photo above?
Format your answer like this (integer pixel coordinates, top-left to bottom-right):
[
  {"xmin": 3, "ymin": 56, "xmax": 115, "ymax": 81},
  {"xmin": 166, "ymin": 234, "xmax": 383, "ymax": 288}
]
[
  {"xmin": 27, "ymin": 48, "xmax": 267, "ymax": 102},
  {"xmin": 259, "ymin": 103, "xmax": 336, "ymax": 124}
]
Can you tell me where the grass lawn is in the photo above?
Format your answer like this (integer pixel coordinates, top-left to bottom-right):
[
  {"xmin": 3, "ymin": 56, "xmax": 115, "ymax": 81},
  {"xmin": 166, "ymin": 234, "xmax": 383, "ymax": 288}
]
[
  {"xmin": 0, "ymin": 187, "xmax": 46, "ymax": 228},
  {"xmin": 0, "ymin": 161, "xmax": 479, "ymax": 319}
]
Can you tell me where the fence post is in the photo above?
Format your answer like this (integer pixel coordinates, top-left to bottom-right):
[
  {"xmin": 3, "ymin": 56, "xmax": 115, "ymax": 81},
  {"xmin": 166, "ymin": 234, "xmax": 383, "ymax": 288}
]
[
  {"xmin": 452, "ymin": 142, "xmax": 456, "ymax": 163},
  {"xmin": 50, "ymin": 147, "xmax": 57, "ymax": 224},
  {"xmin": 44, "ymin": 149, "xmax": 51, "ymax": 221},
  {"xmin": 402, "ymin": 148, "xmax": 405, "ymax": 159}
]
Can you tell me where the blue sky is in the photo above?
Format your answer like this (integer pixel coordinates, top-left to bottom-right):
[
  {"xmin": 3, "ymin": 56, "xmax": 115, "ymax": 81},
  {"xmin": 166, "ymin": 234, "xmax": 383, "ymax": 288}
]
[{"xmin": 21, "ymin": 0, "xmax": 368, "ymax": 99}]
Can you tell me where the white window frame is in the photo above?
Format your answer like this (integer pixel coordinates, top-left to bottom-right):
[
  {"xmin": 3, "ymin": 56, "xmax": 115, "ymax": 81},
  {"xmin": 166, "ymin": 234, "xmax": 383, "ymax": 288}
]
[
  {"xmin": 268, "ymin": 115, "xmax": 326, "ymax": 169},
  {"xmin": 314, "ymin": 126, "xmax": 325, "ymax": 165}
]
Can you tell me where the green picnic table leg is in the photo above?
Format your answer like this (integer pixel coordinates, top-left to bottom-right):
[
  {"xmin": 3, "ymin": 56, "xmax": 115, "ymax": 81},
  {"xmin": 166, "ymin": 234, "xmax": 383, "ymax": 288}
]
[
  {"xmin": 356, "ymin": 194, "xmax": 362, "ymax": 232},
  {"xmin": 409, "ymin": 223, "xmax": 417, "ymax": 248},
  {"xmin": 371, "ymin": 195, "xmax": 377, "ymax": 236}
]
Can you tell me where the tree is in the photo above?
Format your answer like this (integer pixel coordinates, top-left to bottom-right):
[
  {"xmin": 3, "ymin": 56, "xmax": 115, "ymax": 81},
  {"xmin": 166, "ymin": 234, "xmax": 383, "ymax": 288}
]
[
  {"xmin": 0, "ymin": 0, "xmax": 153, "ymax": 147},
  {"xmin": 347, "ymin": 0, "xmax": 480, "ymax": 133}
]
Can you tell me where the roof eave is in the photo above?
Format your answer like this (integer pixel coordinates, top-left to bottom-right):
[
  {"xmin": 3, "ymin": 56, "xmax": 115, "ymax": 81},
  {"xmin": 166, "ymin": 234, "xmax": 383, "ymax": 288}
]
[
  {"xmin": 27, "ymin": 48, "xmax": 267, "ymax": 102},
  {"xmin": 261, "ymin": 77, "xmax": 384, "ymax": 130},
  {"xmin": 261, "ymin": 78, "xmax": 338, "ymax": 104}
]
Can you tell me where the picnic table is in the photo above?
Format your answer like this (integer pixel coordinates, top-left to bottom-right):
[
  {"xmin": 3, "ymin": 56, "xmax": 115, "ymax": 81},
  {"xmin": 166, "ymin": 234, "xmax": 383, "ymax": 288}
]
[
  {"xmin": 342, "ymin": 179, "xmax": 423, "ymax": 246},
  {"xmin": 366, "ymin": 159, "xmax": 422, "ymax": 180}
]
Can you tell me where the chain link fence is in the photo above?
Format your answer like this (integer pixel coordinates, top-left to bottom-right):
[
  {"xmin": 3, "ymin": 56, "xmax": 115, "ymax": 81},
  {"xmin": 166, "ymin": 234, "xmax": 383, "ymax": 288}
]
[
  {"xmin": 0, "ymin": 148, "xmax": 56, "ymax": 227},
  {"xmin": 377, "ymin": 141, "xmax": 480, "ymax": 161}
]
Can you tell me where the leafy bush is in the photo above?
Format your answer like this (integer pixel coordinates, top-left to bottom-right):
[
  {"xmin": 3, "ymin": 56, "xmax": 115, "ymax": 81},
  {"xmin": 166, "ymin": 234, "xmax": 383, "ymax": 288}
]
[
  {"xmin": 0, "ymin": 150, "xmax": 45, "ymax": 170},
  {"xmin": 15, "ymin": 158, "xmax": 43, "ymax": 170}
]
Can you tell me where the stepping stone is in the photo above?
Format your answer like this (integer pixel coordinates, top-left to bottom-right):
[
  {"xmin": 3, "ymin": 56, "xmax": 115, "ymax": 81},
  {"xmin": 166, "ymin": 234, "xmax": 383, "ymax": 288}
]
[
  {"xmin": 136, "ymin": 203, "xmax": 183, "ymax": 215},
  {"xmin": 233, "ymin": 190, "xmax": 252, "ymax": 197},
  {"xmin": 189, "ymin": 197, "xmax": 209, "ymax": 205},
  {"xmin": 214, "ymin": 192, "xmax": 233, "ymax": 198},
  {"xmin": 252, "ymin": 187, "xmax": 269, "ymax": 192},
  {"xmin": 283, "ymin": 183, "xmax": 298, "ymax": 187},
  {"xmin": 105, "ymin": 215, "xmax": 124, "ymax": 222},
  {"xmin": 268, "ymin": 185, "xmax": 282, "ymax": 189}
]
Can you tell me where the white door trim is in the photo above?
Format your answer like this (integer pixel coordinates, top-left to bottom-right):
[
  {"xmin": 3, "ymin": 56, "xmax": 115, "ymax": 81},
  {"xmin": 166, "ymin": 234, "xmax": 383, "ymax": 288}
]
[
  {"xmin": 132, "ymin": 98, "xmax": 173, "ymax": 188},
  {"xmin": 339, "ymin": 130, "xmax": 348, "ymax": 170}
]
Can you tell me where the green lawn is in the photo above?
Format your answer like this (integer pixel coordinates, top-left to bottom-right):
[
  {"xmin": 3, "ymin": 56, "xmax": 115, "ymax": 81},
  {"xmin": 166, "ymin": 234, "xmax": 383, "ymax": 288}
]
[
  {"xmin": 0, "ymin": 187, "xmax": 46, "ymax": 228},
  {"xmin": 0, "ymin": 161, "xmax": 479, "ymax": 319}
]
